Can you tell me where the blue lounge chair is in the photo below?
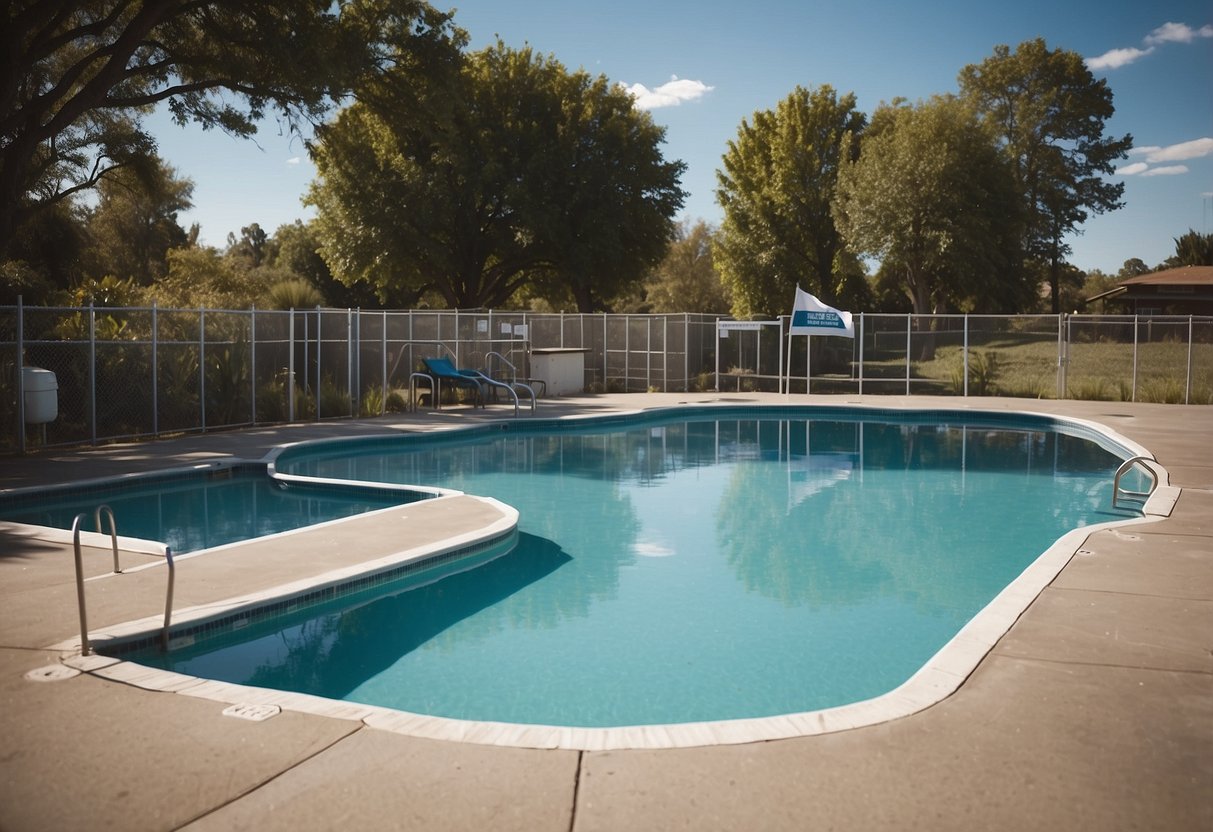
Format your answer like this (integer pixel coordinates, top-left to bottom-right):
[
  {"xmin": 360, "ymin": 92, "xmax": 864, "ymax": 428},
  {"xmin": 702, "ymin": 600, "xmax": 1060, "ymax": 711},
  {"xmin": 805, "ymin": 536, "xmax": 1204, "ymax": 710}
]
[
  {"xmin": 421, "ymin": 356, "xmax": 486, "ymax": 408},
  {"xmin": 419, "ymin": 356, "xmax": 536, "ymax": 415}
]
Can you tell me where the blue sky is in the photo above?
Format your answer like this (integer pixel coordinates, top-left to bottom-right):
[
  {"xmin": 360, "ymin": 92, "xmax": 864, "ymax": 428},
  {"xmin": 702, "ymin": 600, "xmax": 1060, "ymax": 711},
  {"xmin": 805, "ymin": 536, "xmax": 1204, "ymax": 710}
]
[{"xmin": 148, "ymin": 0, "xmax": 1212, "ymax": 276}]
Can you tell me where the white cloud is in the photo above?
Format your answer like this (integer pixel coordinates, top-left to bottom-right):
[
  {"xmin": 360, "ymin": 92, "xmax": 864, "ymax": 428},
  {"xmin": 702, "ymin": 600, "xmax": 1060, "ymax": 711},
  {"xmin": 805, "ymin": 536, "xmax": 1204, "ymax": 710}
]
[
  {"xmin": 1116, "ymin": 162, "xmax": 1149, "ymax": 175},
  {"xmin": 285, "ymin": 156, "xmax": 301, "ymax": 165},
  {"xmin": 1141, "ymin": 165, "xmax": 1189, "ymax": 176},
  {"xmin": 622, "ymin": 76, "xmax": 714, "ymax": 110},
  {"xmin": 632, "ymin": 541, "xmax": 676, "ymax": 557},
  {"xmin": 1141, "ymin": 137, "xmax": 1213, "ymax": 162},
  {"xmin": 1144, "ymin": 21, "xmax": 1213, "ymax": 45},
  {"xmin": 1086, "ymin": 46, "xmax": 1153, "ymax": 70},
  {"xmin": 1087, "ymin": 21, "xmax": 1213, "ymax": 70},
  {"xmin": 1118, "ymin": 138, "xmax": 1212, "ymax": 175}
]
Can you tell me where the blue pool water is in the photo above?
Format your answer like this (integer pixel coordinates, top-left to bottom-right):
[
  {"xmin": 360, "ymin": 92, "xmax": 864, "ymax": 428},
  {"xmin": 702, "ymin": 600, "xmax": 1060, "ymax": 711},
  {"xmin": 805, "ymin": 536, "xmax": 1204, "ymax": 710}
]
[
  {"xmin": 0, "ymin": 467, "xmax": 428, "ymax": 554},
  {"xmin": 124, "ymin": 410, "xmax": 1143, "ymax": 728}
]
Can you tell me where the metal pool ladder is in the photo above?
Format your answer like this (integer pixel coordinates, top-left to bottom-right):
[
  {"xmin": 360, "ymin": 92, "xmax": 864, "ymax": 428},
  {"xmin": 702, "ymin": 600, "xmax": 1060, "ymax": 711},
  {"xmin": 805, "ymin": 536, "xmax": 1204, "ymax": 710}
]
[
  {"xmin": 71, "ymin": 505, "xmax": 175, "ymax": 656},
  {"xmin": 1112, "ymin": 456, "xmax": 1161, "ymax": 509}
]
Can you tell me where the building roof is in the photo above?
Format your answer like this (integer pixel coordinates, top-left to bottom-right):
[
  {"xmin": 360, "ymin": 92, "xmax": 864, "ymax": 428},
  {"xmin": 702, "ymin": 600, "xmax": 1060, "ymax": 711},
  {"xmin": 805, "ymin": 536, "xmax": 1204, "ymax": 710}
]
[{"xmin": 1118, "ymin": 265, "xmax": 1213, "ymax": 287}]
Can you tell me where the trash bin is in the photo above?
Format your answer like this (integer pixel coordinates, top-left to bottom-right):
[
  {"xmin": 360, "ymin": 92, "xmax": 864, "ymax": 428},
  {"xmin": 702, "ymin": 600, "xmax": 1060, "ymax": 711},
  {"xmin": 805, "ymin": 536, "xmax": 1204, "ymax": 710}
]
[{"xmin": 22, "ymin": 367, "xmax": 58, "ymax": 423}]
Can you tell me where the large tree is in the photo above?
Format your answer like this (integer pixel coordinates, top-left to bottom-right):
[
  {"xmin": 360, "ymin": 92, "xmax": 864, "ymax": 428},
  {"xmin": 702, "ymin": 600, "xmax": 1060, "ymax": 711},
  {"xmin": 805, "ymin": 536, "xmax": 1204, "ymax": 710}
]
[
  {"xmin": 0, "ymin": 0, "xmax": 458, "ymax": 261},
  {"xmin": 307, "ymin": 41, "xmax": 685, "ymax": 310},
  {"xmin": 959, "ymin": 38, "xmax": 1132, "ymax": 313},
  {"xmin": 1167, "ymin": 230, "xmax": 1213, "ymax": 267},
  {"xmin": 642, "ymin": 220, "xmax": 730, "ymax": 314},
  {"xmin": 268, "ymin": 219, "xmax": 378, "ymax": 307},
  {"xmin": 526, "ymin": 63, "xmax": 687, "ymax": 312},
  {"xmin": 714, "ymin": 85, "xmax": 866, "ymax": 319},
  {"xmin": 84, "ymin": 154, "xmax": 192, "ymax": 285},
  {"xmin": 832, "ymin": 96, "xmax": 1026, "ymax": 319}
]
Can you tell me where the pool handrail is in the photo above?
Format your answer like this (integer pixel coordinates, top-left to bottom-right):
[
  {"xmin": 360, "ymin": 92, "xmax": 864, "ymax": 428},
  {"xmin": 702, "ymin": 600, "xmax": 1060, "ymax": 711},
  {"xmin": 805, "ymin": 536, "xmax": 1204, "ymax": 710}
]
[
  {"xmin": 71, "ymin": 508, "xmax": 176, "ymax": 655},
  {"xmin": 94, "ymin": 504, "xmax": 120, "ymax": 573},
  {"xmin": 486, "ymin": 351, "xmax": 546, "ymax": 398},
  {"xmin": 1112, "ymin": 455, "xmax": 1161, "ymax": 508}
]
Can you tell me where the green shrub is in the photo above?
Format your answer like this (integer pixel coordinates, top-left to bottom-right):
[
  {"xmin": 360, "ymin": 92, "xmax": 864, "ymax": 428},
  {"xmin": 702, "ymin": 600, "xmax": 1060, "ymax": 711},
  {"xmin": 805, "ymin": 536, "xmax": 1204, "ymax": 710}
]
[
  {"xmin": 1000, "ymin": 376, "xmax": 1048, "ymax": 399},
  {"xmin": 359, "ymin": 384, "xmax": 410, "ymax": 416},
  {"xmin": 318, "ymin": 377, "xmax": 351, "ymax": 417},
  {"xmin": 1138, "ymin": 377, "xmax": 1186, "ymax": 404},
  {"xmin": 948, "ymin": 350, "xmax": 999, "ymax": 396},
  {"xmin": 1069, "ymin": 378, "xmax": 1112, "ymax": 401}
]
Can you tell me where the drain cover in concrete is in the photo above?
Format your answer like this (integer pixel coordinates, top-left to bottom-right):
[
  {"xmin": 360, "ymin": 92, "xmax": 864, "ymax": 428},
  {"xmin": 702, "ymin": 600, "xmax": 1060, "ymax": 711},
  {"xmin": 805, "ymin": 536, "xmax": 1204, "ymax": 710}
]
[
  {"xmin": 25, "ymin": 665, "xmax": 81, "ymax": 682},
  {"xmin": 222, "ymin": 703, "xmax": 281, "ymax": 721}
]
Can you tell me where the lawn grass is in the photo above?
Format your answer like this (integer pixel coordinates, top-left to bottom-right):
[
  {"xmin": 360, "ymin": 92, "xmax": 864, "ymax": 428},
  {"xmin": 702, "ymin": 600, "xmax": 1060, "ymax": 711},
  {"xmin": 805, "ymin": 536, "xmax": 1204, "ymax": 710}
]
[{"xmin": 861, "ymin": 335, "xmax": 1213, "ymax": 403}]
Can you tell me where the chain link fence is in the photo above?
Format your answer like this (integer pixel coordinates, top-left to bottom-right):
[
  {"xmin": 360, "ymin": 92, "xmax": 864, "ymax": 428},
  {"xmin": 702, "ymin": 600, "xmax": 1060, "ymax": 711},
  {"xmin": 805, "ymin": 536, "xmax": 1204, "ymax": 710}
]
[
  {"xmin": 1, "ymin": 304, "xmax": 723, "ymax": 452},
  {"xmin": 2, "ymin": 304, "xmax": 1210, "ymax": 453},
  {"xmin": 713, "ymin": 313, "xmax": 1213, "ymax": 402}
]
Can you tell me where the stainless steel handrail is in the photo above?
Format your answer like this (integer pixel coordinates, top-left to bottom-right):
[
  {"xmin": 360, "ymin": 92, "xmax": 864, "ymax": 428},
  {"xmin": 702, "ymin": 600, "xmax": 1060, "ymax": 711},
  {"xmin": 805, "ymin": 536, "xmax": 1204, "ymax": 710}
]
[
  {"xmin": 1112, "ymin": 456, "xmax": 1160, "ymax": 508},
  {"xmin": 70, "ymin": 514, "xmax": 92, "ymax": 656},
  {"xmin": 70, "ymin": 510, "xmax": 176, "ymax": 655},
  {"xmin": 476, "ymin": 374, "xmax": 535, "ymax": 416},
  {"xmin": 94, "ymin": 504, "xmax": 120, "ymax": 573},
  {"xmin": 409, "ymin": 371, "xmax": 437, "ymax": 411},
  {"xmin": 485, "ymin": 350, "xmax": 546, "ymax": 398},
  {"xmin": 485, "ymin": 350, "xmax": 518, "ymax": 384}
]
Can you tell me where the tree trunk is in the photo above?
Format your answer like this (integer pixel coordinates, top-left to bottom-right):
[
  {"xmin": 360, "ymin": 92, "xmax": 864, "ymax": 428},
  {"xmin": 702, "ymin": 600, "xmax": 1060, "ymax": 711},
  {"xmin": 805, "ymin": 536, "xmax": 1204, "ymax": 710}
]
[
  {"xmin": 1049, "ymin": 250, "xmax": 1060, "ymax": 315},
  {"xmin": 573, "ymin": 282, "xmax": 595, "ymax": 313},
  {"xmin": 910, "ymin": 275, "xmax": 937, "ymax": 361}
]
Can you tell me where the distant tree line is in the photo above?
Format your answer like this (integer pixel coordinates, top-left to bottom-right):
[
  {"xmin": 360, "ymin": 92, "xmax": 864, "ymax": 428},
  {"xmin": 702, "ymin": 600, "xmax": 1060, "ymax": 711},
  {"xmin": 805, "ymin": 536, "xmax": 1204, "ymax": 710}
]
[{"xmin": 1, "ymin": 3, "xmax": 1204, "ymax": 317}]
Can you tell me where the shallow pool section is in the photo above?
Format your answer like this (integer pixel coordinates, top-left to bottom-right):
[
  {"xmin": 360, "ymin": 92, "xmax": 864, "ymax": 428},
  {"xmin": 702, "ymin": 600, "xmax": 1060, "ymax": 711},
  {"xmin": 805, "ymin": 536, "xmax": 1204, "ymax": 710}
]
[
  {"xmin": 0, "ymin": 464, "xmax": 432, "ymax": 554},
  {"xmin": 124, "ymin": 411, "xmax": 1145, "ymax": 729}
]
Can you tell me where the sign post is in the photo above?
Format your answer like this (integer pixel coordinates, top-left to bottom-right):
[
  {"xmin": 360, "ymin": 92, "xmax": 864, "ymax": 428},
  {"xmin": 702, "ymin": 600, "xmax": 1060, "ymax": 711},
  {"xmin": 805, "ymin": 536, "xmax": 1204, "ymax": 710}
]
[{"xmin": 786, "ymin": 287, "xmax": 855, "ymax": 395}]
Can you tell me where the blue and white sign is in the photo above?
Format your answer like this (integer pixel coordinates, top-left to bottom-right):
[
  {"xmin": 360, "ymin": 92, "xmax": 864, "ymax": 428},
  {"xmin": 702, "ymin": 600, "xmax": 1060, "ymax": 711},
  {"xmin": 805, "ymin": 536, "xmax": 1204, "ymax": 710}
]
[{"xmin": 790, "ymin": 287, "xmax": 854, "ymax": 338}]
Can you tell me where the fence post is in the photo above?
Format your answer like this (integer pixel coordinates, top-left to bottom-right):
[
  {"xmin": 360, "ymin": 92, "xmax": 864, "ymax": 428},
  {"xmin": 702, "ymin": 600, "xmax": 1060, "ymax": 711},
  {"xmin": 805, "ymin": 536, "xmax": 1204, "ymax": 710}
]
[
  {"xmin": 1131, "ymin": 314, "xmax": 1139, "ymax": 402},
  {"xmin": 963, "ymin": 314, "xmax": 969, "ymax": 397},
  {"xmin": 199, "ymin": 309, "xmax": 206, "ymax": 432},
  {"xmin": 250, "ymin": 308, "xmax": 257, "ymax": 425},
  {"xmin": 904, "ymin": 313, "xmax": 911, "ymax": 396},
  {"xmin": 646, "ymin": 317, "xmax": 652, "ymax": 391},
  {"xmin": 626, "ymin": 316, "xmax": 635, "ymax": 390},
  {"xmin": 382, "ymin": 310, "xmax": 388, "ymax": 415},
  {"xmin": 16, "ymin": 296, "xmax": 25, "ymax": 453},
  {"xmin": 857, "ymin": 312, "xmax": 864, "ymax": 395},
  {"xmin": 663, "ymin": 316, "xmax": 669, "ymax": 392},
  {"xmin": 602, "ymin": 314, "xmax": 608, "ymax": 389},
  {"xmin": 89, "ymin": 301, "xmax": 97, "ymax": 444},
  {"xmin": 315, "ymin": 305, "xmax": 322, "ymax": 420},
  {"xmin": 1057, "ymin": 314, "xmax": 1065, "ymax": 399},
  {"xmin": 708, "ymin": 317, "xmax": 718, "ymax": 392},
  {"xmin": 288, "ymin": 309, "xmax": 296, "ymax": 422},
  {"xmin": 347, "ymin": 308, "xmax": 354, "ymax": 417},
  {"xmin": 1186, "ymin": 315, "xmax": 1194, "ymax": 405},
  {"xmin": 683, "ymin": 314, "xmax": 689, "ymax": 392},
  {"xmin": 152, "ymin": 303, "xmax": 159, "ymax": 436}
]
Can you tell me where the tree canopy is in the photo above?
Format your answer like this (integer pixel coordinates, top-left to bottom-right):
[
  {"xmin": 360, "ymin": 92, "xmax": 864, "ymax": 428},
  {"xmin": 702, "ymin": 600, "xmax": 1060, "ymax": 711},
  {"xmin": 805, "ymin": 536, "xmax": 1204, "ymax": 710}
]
[
  {"xmin": 1167, "ymin": 230, "xmax": 1213, "ymax": 267},
  {"xmin": 0, "ymin": 0, "xmax": 458, "ymax": 260},
  {"xmin": 959, "ymin": 38, "xmax": 1132, "ymax": 313},
  {"xmin": 307, "ymin": 41, "xmax": 685, "ymax": 310},
  {"xmin": 84, "ymin": 155, "xmax": 193, "ymax": 286},
  {"xmin": 641, "ymin": 220, "xmax": 731, "ymax": 314},
  {"xmin": 832, "ymin": 96, "xmax": 1028, "ymax": 316},
  {"xmin": 714, "ymin": 85, "xmax": 866, "ymax": 318}
]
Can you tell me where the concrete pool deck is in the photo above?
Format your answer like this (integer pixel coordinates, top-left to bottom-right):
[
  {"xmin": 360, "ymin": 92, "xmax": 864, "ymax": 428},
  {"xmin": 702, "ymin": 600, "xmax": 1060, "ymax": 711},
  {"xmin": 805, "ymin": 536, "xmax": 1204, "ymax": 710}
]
[{"xmin": 1, "ymin": 393, "xmax": 1210, "ymax": 830}]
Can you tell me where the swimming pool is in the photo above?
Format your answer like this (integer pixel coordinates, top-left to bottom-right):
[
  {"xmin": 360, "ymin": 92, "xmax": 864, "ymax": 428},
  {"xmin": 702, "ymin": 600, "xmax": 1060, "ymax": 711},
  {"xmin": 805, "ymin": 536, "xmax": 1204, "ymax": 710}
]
[
  {"xmin": 115, "ymin": 407, "xmax": 1148, "ymax": 733},
  {"xmin": 0, "ymin": 464, "xmax": 435, "ymax": 554}
]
